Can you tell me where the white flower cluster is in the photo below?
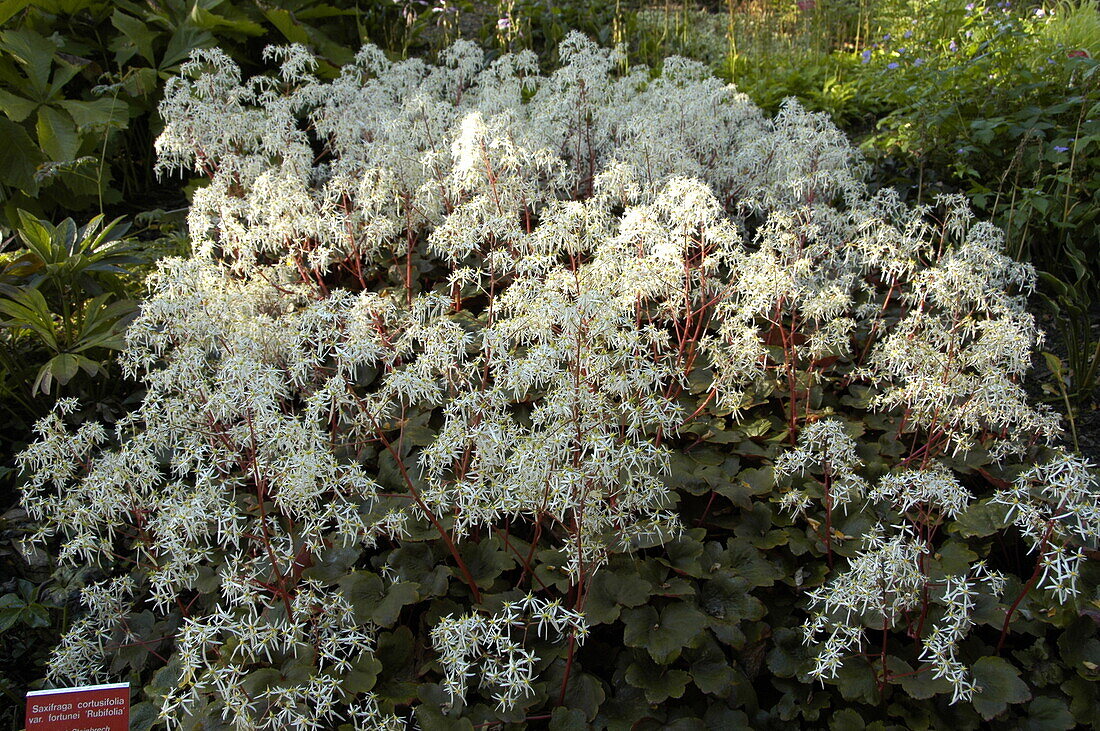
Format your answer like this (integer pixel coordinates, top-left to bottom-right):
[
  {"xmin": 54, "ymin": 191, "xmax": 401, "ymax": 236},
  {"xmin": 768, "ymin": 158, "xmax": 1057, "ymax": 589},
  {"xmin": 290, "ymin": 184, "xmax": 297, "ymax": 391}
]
[
  {"xmin": 775, "ymin": 419, "xmax": 868, "ymax": 511},
  {"xmin": 431, "ymin": 594, "xmax": 587, "ymax": 712},
  {"xmin": 158, "ymin": 581, "xmax": 401, "ymax": 729},
  {"xmin": 803, "ymin": 526, "xmax": 928, "ymax": 679},
  {"xmin": 781, "ymin": 420, "xmax": 1016, "ymax": 702},
  {"xmin": 45, "ymin": 576, "xmax": 135, "ymax": 685},
  {"xmin": 863, "ymin": 197, "xmax": 1059, "ymax": 456},
  {"xmin": 919, "ymin": 566, "xmax": 1007, "ymax": 704},
  {"xmin": 993, "ymin": 451, "xmax": 1100, "ymax": 603},
  {"xmin": 868, "ymin": 462, "xmax": 973, "ymax": 520},
  {"xmin": 802, "ymin": 528, "xmax": 1006, "ymax": 703},
  {"xmin": 19, "ymin": 31, "xmax": 1070, "ymax": 717}
]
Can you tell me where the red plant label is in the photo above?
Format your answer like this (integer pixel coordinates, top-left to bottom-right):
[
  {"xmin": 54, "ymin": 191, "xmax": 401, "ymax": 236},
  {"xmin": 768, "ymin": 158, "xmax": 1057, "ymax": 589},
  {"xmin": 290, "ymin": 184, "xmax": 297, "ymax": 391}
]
[{"xmin": 25, "ymin": 683, "xmax": 129, "ymax": 731}]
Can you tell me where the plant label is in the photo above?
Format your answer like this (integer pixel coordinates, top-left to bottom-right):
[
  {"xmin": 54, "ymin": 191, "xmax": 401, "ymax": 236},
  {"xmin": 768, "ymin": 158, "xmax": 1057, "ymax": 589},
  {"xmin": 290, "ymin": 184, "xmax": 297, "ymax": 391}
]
[{"xmin": 24, "ymin": 682, "xmax": 129, "ymax": 731}]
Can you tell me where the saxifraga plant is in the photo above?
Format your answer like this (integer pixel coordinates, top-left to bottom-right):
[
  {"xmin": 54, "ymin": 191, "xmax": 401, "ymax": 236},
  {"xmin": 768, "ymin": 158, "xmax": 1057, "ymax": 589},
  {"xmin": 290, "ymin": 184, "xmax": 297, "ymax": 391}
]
[{"xmin": 16, "ymin": 35, "xmax": 1098, "ymax": 727}]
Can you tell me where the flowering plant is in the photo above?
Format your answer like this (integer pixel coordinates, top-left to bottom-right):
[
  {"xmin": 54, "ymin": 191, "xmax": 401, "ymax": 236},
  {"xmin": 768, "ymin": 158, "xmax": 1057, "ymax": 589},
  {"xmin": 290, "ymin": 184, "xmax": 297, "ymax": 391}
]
[{"xmin": 18, "ymin": 35, "xmax": 1099, "ymax": 727}]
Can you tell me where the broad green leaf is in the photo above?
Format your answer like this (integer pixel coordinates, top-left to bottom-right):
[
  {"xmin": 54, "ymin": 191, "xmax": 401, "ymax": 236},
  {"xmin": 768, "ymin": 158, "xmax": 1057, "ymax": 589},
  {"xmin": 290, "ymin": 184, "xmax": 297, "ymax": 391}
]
[
  {"xmin": 190, "ymin": 4, "xmax": 265, "ymax": 36},
  {"xmin": 701, "ymin": 572, "xmax": 761, "ymax": 649},
  {"xmin": 584, "ymin": 566, "xmax": 652, "ymax": 624},
  {"xmin": 0, "ymin": 28, "xmax": 57, "ymax": 96},
  {"xmin": 658, "ymin": 529, "xmax": 705, "ymax": 577},
  {"xmin": 0, "ymin": 287, "xmax": 58, "ymax": 348},
  {"xmin": 953, "ymin": 498, "xmax": 1011, "ymax": 538},
  {"xmin": 830, "ymin": 708, "xmax": 865, "ymax": 731},
  {"xmin": 549, "ymin": 708, "xmax": 587, "ymax": 731},
  {"xmin": 736, "ymin": 466, "xmax": 776, "ymax": 497},
  {"xmin": 1020, "ymin": 696, "xmax": 1075, "ymax": 731},
  {"xmin": 766, "ymin": 628, "xmax": 811, "ymax": 678},
  {"xmin": 0, "ymin": 117, "xmax": 42, "ymax": 192},
  {"xmin": 624, "ymin": 655, "xmax": 691, "ymax": 704},
  {"xmin": 560, "ymin": 671, "xmax": 604, "ymax": 721},
  {"xmin": 36, "ymin": 354, "xmax": 78, "ymax": 393},
  {"xmin": 261, "ymin": 8, "xmax": 311, "ymax": 45},
  {"xmin": 110, "ymin": 10, "xmax": 159, "ymax": 66},
  {"xmin": 22, "ymin": 603, "xmax": 50, "ymax": 628},
  {"xmin": 343, "ymin": 652, "xmax": 382, "ymax": 694},
  {"xmin": 0, "ymin": 0, "xmax": 29, "ymax": 27},
  {"xmin": 623, "ymin": 603, "xmax": 706, "ymax": 664},
  {"xmin": 161, "ymin": 26, "xmax": 214, "ymax": 70},
  {"xmin": 894, "ymin": 660, "xmax": 951, "ymax": 700},
  {"xmin": 371, "ymin": 582, "xmax": 418, "ymax": 627},
  {"xmin": 833, "ymin": 656, "xmax": 878, "ymax": 704},
  {"xmin": 338, "ymin": 572, "xmax": 419, "ymax": 627},
  {"xmin": 0, "ymin": 88, "xmax": 37, "ymax": 122},
  {"xmin": 58, "ymin": 98, "xmax": 129, "ymax": 132},
  {"xmin": 971, "ymin": 656, "xmax": 1031, "ymax": 720},
  {"xmin": 36, "ymin": 106, "xmax": 79, "ymax": 161},
  {"xmin": 721, "ymin": 537, "xmax": 777, "ymax": 587},
  {"xmin": 687, "ymin": 638, "xmax": 736, "ymax": 695},
  {"xmin": 459, "ymin": 535, "xmax": 513, "ymax": 588}
]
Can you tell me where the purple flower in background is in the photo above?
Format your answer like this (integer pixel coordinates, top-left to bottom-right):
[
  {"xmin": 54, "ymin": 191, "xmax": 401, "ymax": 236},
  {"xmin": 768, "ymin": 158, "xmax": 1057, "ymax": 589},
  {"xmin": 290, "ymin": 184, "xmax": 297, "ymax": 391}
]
[
  {"xmin": 887, "ymin": 62, "xmax": 900, "ymax": 69},
  {"xmin": 1054, "ymin": 146, "xmax": 1069, "ymax": 152},
  {"xmin": 497, "ymin": 17, "xmax": 511, "ymax": 30},
  {"xmin": 861, "ymin": 49, "xmax": 872, "ymax": 63},
  {"xmin": 914, "ymin": 57, "xmax": 924, "ymax": 66},
  {"xmin": 966, "ymin": 3, "xmax": 975, "ymax": 11},
  {"xmin": 949, "ymin": 40, "xmax": 958, "ymax": 52},
  {"xmin": 883, "ymin": 33, "xmax": 892, "ymax": 41},
  {"xmin": 904, "ymin": 30, "xmax": 913, "ymax": 39}
]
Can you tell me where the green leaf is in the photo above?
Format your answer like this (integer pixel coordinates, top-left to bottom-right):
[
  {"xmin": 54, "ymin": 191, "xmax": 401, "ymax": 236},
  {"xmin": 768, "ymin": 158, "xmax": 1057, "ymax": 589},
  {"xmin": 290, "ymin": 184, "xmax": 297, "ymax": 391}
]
[
  {"xmin": 700, "ymin": 573, "xmax": 765, "ymax": 649},
  {"xmin": 373, "ymin": 581, "xmax": 419, "ymax": 627},
  {"xmin": 1020, "ymin": 696, "xmax": 1075, "ymax": 731},
  {"xmin": 0, "ymin": 88, "xmax": 37, "ymax": 122},
  {"xmin": 720, "ymin": 537, "xmax": 777, "ymax": 587},
  {"xmin": 342, "ymin": 652, "xmax": 382, "ymax": 694},
  {"xmin": 953, "ymin": 498, "xmax": 1010, "ymax": 538},
  {"xmin": 21, "ymin": 603, "xmax": 50, "ymax": 628},
  {"xmin": 584, "ymin": 566, "xmax": 652, "ymax": 624},
  {"xmin": 261, "ymin": 8, "xmax": 312, "ymax": 45},
  {"xmin": 58, "ymin": 98, "xmax": 129, "ymax": 132},
  {"xmin": 0, "ymin": 28, "xmax": 58, "ymax": 96},
  {"xmin": 830, "ymin": 708, "xmax": 865, "ymax": 731},
  {"xmin": 560, "ymin": 671, "xmax": 605, "ymax": 721},
  {"xmin": 736, "ymin": 466, "xmax": 776, "ymax": 497},
  {"xmin": 374, "ymin": 627, "xmax": 418, "ymax": 705},
  {"xmin": 894, "ymin": 661, "xmax": 951, "ymax": 700},
  {"xmin": 39, "ymin": 347, "xmax": 75, "ymax": 389},
  {"xmin": 0, "ymin": 117, "xmax": 42, "ymax": 192},
  {"xmin": 971, "ymin": 656, "xmax": 1031, "ymax": 720},
  {"xmin": 624, "ymin": 654, "xmax": 691, "ymax": 704},
  {"xmin": 931, "ymin": 540, "xmax": 979, "ymax": 578},
  {"xmin": 0, "ymin": 287, "xmax": 59, "ymax": 349},
  {"xmin": 110, "ymin": 10, "xmax": 159, "ymax": 66},
  {"xmin": 189, "ymin": 4, "xmax": 265, "ymax": 37},
  {"xmin": 161, "ymin": 26, "xmax": 214, "ymax": 70},
  {"xmin": 338, "ymin": 572, "xmax": 419, "ymax": 627},
  {"xmin": 459, "ymin": 535, "xmax": 513, "ymax": 589},
  {"xmin": 623, "ymin": 603, "xmax": 706, "ymax": 664},
  {"xmin": 0, "ymin": 0, "xmax": 29, "ymax": 27},
  {"xmin": 550, "ymin": 708, "xmax": 588, "ymax": 730},
  {"xmin": 687, "ymin": 638, "xmax": 736, "ymax": 695},
  {"xmin": 766, "ymin": 628, "xmax": 811, "ymax": 679},
  {"xmin": 833, "ymin": 656, "xmax": 878, "ymax": 704},
  {"xmin": 36, "ymin": 106, "xmax": 79, "ymax": 161}
]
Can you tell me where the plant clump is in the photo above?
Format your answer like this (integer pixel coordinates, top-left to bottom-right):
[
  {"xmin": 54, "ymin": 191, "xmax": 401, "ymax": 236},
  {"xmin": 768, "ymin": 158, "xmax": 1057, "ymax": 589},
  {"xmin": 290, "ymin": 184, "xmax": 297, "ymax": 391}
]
[{"xmin": 17, "ymin": 34, "xmax": 1098, "ymax": 728}]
